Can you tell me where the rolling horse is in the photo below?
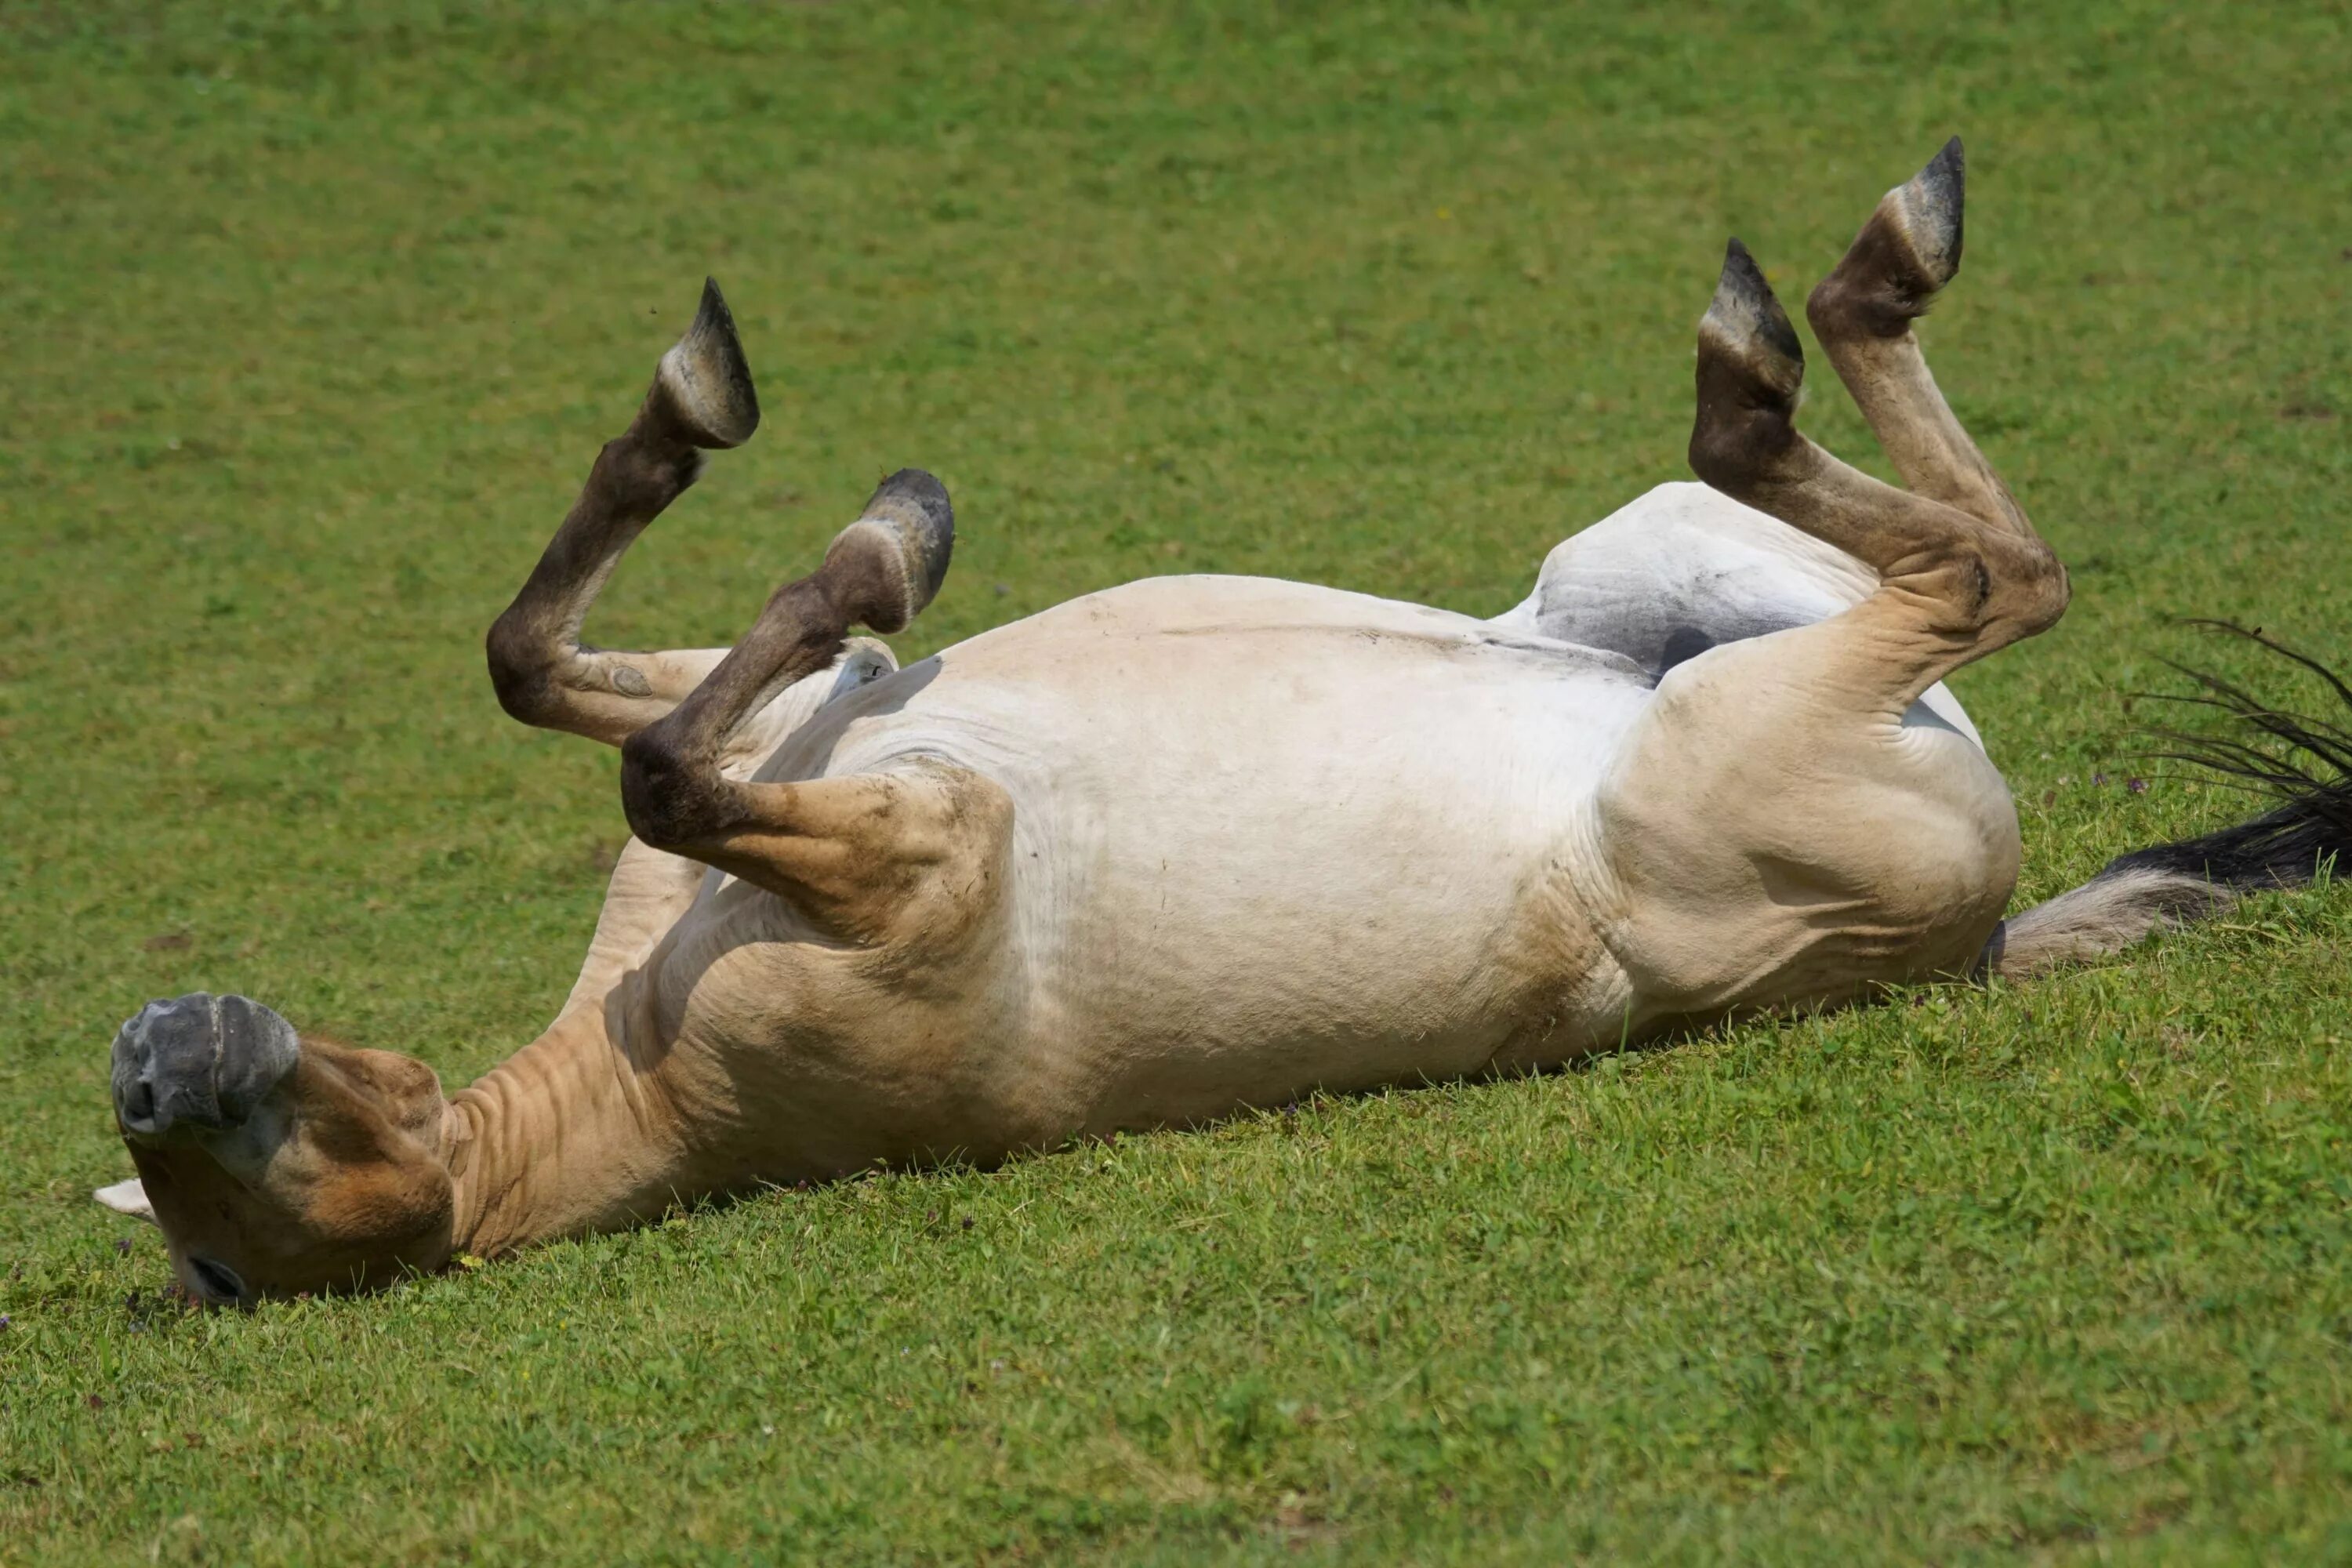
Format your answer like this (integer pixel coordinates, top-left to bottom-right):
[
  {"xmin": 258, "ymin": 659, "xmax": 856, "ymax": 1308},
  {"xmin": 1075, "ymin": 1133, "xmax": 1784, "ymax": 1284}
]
[{"xmin": 95, "ymin": 141, "xmax": 2352, "ymax": 1304}]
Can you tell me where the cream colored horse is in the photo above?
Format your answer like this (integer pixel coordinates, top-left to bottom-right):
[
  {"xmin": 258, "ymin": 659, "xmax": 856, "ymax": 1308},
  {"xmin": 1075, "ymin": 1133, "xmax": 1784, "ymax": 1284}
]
[{"xmin": 96, "ymin": 143, "xmax": 2336, "ymax": 1304}]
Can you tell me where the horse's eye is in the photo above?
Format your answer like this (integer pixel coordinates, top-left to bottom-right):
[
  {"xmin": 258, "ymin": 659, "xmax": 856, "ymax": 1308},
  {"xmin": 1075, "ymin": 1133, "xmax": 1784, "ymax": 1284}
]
[{"xmin": 187, "ymin": 1255, "xmax": 245, "ymax": 1301}]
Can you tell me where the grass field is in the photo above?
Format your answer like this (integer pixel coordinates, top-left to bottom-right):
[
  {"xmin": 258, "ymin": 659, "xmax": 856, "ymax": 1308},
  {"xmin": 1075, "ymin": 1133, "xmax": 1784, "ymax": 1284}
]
[{"xmin": 5, "ymin": 1, "xmax": 2351, "ymax": 1561}]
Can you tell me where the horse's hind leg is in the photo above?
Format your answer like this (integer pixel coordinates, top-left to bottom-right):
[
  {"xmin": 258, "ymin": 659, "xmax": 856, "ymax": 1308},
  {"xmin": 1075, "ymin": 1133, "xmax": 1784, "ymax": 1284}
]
[
  {"xmin": 1805, "ymin": 139, "xmax": 2031, "ymax": 535},
  {"xmin": 619, "ymin": 471, "xmax": 1006, "ymax": 942},
  {"xmin": 1584, "ymin": 151, "xmax": 2071, "ymax": 1014},
  {"xmin": 1687, "ymin": 228, "xmax": 2066, "ymax": 702},
  {"xmin": 485, "ymin": 281, "xmax": 760, "ymax": 748}
]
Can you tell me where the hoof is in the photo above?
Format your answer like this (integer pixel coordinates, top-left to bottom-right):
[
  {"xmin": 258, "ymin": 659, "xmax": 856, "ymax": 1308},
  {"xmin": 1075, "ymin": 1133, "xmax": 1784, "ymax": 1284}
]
[
  {"xmin": 1690, "ymin": 240, "xmax": 1805, "ymax": 492},
  {"xmin": 1886, "ymin": 136, "xmax": 1965, "ymax": 291},
  {"xmin": 824, "ymin": 469, "xmax": 956, "ymax": 635},
  {"xmin": 654, "ymin": 278, "xmax": 760, "ymax": 450},
  {"xmin": 1699, "ymin": 238, "xmax": 1805, "ymax": 403},
  {"xmin": 1809, "ymin": 137, "xmax": 1965, "ymax": 339}
]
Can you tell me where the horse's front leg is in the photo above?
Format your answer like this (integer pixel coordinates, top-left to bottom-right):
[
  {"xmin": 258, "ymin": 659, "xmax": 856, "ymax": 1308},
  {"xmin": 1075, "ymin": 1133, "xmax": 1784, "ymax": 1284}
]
[
  {"xmin": 617, "ymin": 469, "xmax": 1011, "ymax": 946},
  {"xmin": 485, "ymin": 280, "xmax": 760, "ymax": 748}
]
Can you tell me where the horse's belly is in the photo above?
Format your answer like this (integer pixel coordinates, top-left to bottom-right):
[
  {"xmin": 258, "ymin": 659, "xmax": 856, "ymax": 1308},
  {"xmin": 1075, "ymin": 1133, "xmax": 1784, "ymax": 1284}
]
[{"xmin": 777, "ymin": 580, "xmax": 1654, "ymax": 1125}]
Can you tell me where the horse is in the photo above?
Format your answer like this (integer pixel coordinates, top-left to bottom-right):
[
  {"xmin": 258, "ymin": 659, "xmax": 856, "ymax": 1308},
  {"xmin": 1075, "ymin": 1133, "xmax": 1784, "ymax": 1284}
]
[{"xmin": 95, "ymin": 140, "xmax": 2350, "ymax": 1304}]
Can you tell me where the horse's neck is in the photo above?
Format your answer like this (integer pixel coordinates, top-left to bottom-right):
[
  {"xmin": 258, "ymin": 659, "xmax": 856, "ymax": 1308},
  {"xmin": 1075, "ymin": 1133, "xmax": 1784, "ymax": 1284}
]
[{"xmin": 444, "ymin": 1004, "xmax": 691, "ymax": 1255}]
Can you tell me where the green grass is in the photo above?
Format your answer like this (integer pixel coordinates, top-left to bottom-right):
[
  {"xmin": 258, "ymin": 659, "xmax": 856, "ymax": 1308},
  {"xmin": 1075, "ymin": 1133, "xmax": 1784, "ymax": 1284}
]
[{"xmin": 4, "ymin": 1, "xmax": 2350, "ymax": 1561}]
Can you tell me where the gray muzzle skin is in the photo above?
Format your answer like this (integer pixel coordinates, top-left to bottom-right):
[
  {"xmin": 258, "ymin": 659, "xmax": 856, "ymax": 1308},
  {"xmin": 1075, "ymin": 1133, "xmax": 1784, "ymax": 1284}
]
[{"xmin": 111, "ymin": 993, "xmax": 300, "ymax": 1138}]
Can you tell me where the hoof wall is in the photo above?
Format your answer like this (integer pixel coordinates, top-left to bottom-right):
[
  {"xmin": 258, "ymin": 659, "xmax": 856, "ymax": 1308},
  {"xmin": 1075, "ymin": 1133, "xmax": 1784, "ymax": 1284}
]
[
  {"xmin": 655, "ymin": 278, "xmax": 761, "ymax": 450},
  {"xmin": 1700, "ymin": 238, "xmax": 1804, "ymax": 402}
]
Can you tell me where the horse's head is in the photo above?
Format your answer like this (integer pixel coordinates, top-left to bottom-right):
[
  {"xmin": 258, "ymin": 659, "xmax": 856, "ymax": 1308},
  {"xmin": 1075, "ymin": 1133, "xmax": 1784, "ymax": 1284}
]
[{"xmin": 100, "ymin": 993, "xmax": 456, "ymax": 1303}]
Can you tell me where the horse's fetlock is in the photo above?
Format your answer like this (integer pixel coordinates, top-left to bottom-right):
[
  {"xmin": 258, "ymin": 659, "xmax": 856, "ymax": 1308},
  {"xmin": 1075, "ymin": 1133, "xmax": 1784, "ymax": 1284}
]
[
  {"xmin": 1806, "ymin": 268, "xmax": 1919, "ymax": 343},
  {"xmin": 1687, "ymin": 399, "xmax": 1795, "ymax": 496}
]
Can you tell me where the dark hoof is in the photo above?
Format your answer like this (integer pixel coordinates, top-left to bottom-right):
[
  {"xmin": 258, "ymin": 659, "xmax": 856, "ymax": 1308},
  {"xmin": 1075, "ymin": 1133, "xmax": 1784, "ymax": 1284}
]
[
  {"xmin": 1699, "ymin": 238, "xmax": 1804, "ymax": 402},
  {"xmin": 655, "ymin": 278, "xmax": 761, "ymax": 449},
  {"xmin": 1890, "ymin": 136, "xmax": 1965, "ymax": 288},
  {"xmin": 825, "ymin": 469, "xmax": 956, "ymax": 634},
  {"xmin": 111, "ymin": 993, "xmax": 299, "ymax": 1138}
]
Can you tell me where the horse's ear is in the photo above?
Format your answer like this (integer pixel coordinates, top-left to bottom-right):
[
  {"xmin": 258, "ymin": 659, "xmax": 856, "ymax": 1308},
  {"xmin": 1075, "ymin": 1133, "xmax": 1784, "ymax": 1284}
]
[{"xmin": 93, "ymin": 1178, "xmax": 156, "ymax": 1225}]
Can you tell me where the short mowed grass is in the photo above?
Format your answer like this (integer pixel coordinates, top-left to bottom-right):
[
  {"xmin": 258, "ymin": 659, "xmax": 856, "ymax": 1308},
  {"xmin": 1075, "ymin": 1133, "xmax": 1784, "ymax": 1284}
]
[{"xmin": 4, "ymin": 1, "xmax": 2350, "ymax": 1561}]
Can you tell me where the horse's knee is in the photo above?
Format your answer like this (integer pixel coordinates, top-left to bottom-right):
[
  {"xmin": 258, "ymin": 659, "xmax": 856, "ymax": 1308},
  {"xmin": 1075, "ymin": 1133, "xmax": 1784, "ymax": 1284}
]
[{"xmin": 485, "ymin": 608, "xmax": 563, "ymax": 728}]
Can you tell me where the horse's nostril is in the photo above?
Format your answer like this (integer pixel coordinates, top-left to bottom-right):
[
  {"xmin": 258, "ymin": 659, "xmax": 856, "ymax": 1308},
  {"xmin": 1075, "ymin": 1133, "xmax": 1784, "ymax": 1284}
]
[
  {"xmin": 187, "ymin": 1256, "xmax": 245, "ymax": 1301},
  {"xmin": 109, "ymin": 992, "xmax": 299, "ymax": 1137}
]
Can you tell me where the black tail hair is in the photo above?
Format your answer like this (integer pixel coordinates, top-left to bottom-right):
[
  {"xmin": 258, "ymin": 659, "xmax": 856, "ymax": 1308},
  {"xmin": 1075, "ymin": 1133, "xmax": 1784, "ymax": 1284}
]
[
  {"xmin": 2112, "ymin": 621, "xmax": 2352, "ymax": 889},
  {"xmin": 1984, "ymin": 623, "xmax": 2352, "ymax": 979}
]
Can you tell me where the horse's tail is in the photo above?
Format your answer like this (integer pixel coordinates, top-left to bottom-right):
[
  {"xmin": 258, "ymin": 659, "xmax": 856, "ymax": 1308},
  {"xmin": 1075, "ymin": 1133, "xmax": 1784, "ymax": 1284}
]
[{"xmin": 1984, "ymin": 624, "xmax": 2352, "ymax": 980}]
